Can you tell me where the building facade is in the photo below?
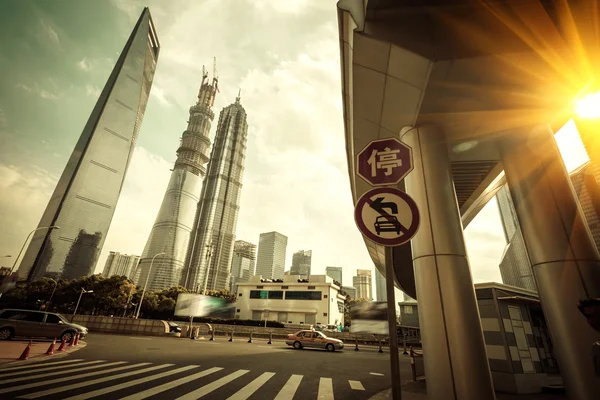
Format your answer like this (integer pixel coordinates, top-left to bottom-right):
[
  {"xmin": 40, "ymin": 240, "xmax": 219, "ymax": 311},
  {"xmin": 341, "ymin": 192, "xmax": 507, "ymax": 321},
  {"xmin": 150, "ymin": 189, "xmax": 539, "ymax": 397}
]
[
  {"xmin": 230, "ymin": 240, "xmax": 256, "ymax": 292},
  {"xmin": 571, "ymin": 163, "xmax": 600, "ymax": 248},
  {"xmin": 17, "ymin": 8, "xmax": 159, "ymax": 282},
  {"xmin": 290, "ymin": 250, "xmax": 312, "ymax": 277},
  {"xmin": 137, "ymin": 66, "xmax": 217, "ymax": 291},
  {"xmin": 235, "ymin": 275, "xmax": 346, "ymax": 326},
  {"xmin": 341, "ymin": 285, "xmax": 356, "ymax": 299},
  {"xmin": 181, "ymin": 95, "xmax": 248, "ymax": 292},
  {"xmin": 254, "ymin": 232, "xmax": 288, "ymax": 280},
  {"xmin": 352, "ymin": 269, "xmax": 372, "ymax": 300},
  {"xmin": 325, "ymin": 266, "xmax": 343, "ymax": 286},
  {"xmin": 102, "ymin": 252, "xmax": 140, "ymax": 279},
  {"xmin": 374, "ymin": 268, "xmax": 386, "ymax": 302}
]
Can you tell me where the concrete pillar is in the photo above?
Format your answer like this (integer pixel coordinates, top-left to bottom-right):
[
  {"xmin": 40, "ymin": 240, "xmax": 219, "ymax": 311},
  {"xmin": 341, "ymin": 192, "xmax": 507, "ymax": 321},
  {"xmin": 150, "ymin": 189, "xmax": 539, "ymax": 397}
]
[
  {"xmin": 401, "ymin": 125, "xmax": 496, "ymax": 400},
  {"xmin": 500, "ymin": 124, "xmax": 600, "ymax": 399}
]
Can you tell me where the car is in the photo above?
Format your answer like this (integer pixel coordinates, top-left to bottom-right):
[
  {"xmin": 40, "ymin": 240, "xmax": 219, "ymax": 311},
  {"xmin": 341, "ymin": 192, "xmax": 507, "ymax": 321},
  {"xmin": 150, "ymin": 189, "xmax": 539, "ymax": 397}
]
[
  {"xmin": 374, "ymin": 215, "xmax": 402, "ymax": 235},
  {"xmin": 167, "ymin": 321, "xmax": 182, "ymax": 333},
  {"xmin": 285, "ymin": 329, "xmax": 344, "ymax": 352},
  {"xmin": 0, "ymin": 309, "xmax": 88, "ymax": 342}
]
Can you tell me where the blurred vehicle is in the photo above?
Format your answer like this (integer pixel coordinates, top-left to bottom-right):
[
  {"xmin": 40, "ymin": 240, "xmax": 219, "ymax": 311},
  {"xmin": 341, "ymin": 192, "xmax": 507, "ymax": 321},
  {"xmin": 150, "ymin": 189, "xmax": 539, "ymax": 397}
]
[
  {"xmin": 0, "ymin": 309, "xmax": 88, "ymax": 342},
  {"xmin": 285, "ymin": 330, "xmax": 344, "ymax": 352},
  {"xmin": 167, "ymin": 321, "xmax": 182, "ymax": 333}
]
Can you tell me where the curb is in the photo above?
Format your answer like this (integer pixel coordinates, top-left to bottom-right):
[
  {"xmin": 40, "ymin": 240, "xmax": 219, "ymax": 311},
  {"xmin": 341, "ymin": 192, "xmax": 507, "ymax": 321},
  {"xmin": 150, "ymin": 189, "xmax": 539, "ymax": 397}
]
[{"xmin": 0, "ymin": 341, "xmax": 87, "ymax": 367}]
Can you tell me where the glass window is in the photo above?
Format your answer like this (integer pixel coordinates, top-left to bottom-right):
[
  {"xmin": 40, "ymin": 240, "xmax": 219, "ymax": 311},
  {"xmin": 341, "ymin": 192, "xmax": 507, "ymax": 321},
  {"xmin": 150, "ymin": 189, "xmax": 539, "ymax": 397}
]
[
  {"xmin": 308, "ymin": 286, "xmax": 316, "ymax": 289},
  {"xmin": 45, "ymin": 314, "xmax": 61, "ymax": 324},
  {"xmin": 0, "ymin": 310, "xmax": 22, "ymax": 319},
  {"xmin": 281, "ymin": 286, "xmax": 288, "ymax": 289},
  {"xmin": 268, "ymin": 291, "xmax": 283, "ymax": 299},
  {"xmin": 22, "ymin": 312, "xmax": 45, "ymax": 322},
  {"xmin": 404, "ymin": 305, "xmax": 413, "ymax": 314},
  {"xmin": 250, "ymin": 290, "xmax": 268, "ymax": 299},
  {"xmin": 285, "ymin": 291, "xmax": 322, "ymax": 300}
]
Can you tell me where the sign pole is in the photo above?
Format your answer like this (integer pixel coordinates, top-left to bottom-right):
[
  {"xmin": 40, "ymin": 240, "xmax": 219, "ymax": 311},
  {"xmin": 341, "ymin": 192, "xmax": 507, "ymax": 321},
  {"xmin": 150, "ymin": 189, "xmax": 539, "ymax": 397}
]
[{"xmin": 385, "ymin": 246, "xmax": 402, "ymax": 400}]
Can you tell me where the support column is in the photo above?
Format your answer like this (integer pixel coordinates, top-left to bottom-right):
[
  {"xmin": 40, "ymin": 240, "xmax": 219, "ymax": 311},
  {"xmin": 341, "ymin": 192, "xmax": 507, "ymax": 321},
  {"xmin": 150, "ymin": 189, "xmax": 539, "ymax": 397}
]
[
  {"xmin": 401, "ymin": 125, "xmax": 495, "ymax": 400},
  {"xmin": 500, "ymin": 124, "xmax": 600, "ymax": 399}
]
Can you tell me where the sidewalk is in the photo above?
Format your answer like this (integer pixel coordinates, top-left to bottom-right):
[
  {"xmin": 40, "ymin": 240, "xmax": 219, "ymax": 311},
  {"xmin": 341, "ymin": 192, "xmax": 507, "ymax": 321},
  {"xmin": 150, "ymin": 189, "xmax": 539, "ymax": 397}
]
[{"xmin": 0, "ymin": 339, "xmax": 86, "ymax": 365}]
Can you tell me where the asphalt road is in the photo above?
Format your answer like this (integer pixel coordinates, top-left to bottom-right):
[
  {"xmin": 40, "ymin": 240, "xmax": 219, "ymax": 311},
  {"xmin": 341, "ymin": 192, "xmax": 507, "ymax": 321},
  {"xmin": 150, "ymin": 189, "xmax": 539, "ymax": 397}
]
[{"xmin": 0, "ymin": 333, "xmax": 416, "ymax": 400}]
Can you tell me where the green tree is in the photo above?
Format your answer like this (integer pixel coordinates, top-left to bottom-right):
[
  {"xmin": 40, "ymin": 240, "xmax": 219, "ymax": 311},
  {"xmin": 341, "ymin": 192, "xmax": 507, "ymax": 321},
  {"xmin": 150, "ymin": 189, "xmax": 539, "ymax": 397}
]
[{"xmin": 205, "ymin": 289, "xmax": 236, "ymax": 302}]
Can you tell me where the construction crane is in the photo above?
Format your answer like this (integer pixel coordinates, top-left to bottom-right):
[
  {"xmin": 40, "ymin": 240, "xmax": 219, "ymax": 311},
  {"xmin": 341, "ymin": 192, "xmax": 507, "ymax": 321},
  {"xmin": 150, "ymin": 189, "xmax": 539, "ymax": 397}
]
[
  {"xmin": 201, "ymin": 65, "xmax": 208, "ymax": 86},
  {"xmin": 212, "ymin": 57, "xmax": 219, "ymax": 92}
]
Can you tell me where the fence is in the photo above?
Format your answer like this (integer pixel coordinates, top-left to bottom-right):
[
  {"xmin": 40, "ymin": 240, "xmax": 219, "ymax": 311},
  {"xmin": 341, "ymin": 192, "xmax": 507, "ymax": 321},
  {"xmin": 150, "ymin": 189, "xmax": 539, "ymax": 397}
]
[{"xmin": 68, "ymin": 315, "xmax": 168, "ymax": 336}]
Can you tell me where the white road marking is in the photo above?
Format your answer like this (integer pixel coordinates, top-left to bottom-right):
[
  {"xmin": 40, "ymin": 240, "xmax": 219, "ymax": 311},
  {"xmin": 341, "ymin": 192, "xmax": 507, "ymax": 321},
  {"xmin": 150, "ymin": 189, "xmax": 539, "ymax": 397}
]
[
  {"xmin": 370, "ymin": 372, "xmax": 385, "ymax": 376},
  {"xmin": 0, "ymin": 360, "xmax": 92, "ymax": 377},
  {"xmin": 273, "ymin": 374, "xmax": 303, "ymax": 400},
  {"xmin": 227, "ymin": 372, "xmax": 275, "ymax": 400},
  {"xmin": 20, "ymin": 363, "xmax": 172, "ymax": 399},
  {"xmin": 0, "ymin": 362, "xmax": 138, "ymax": 395},
  {"xmin": 0, "ymin": 359, "xmax": 84, "ymax": 373},
  {"xmin": 349, "ymin": 380, "xmax": 365, "ymax": 390},
  {"xmin": 128, "ymin": 337, "xmax": 151, "ymax": 340},
  {"xmin": 318, "ymin": 377, "xmax": 334, "ymax": 399},
  {"xmin": 176, "ymin": 369, "xmax": 250, "ymax": 399},
  {"xmin": 120, "ymin": 367, "xmax": 223, "ymax": 400},
  {"xmin": 0, "ymin": 360, "xmax": 108, "ymax": 384},
  {"xmin": 62, "ymin": 365, "xmax": 197, "ymax": 400}
]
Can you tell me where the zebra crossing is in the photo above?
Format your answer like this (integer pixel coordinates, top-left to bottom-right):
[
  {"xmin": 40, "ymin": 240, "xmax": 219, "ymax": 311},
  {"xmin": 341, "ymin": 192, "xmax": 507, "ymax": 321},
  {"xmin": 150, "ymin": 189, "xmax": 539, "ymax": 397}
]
[{"xmin": 0, "ymin": 359, "xmax": 375, "ymax": 399}]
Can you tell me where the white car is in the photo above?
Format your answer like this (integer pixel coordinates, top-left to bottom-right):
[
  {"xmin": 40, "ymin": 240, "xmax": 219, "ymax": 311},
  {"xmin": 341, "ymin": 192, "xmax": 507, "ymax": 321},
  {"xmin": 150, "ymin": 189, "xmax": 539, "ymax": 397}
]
[{"xmin": 285, "ymin": 330, "xmax": 344, "ymax": 352}]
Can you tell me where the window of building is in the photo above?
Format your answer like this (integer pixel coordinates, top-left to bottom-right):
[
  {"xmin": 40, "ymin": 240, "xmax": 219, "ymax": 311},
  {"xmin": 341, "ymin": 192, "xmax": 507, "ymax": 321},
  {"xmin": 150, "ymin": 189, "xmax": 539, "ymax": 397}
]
[
  {"xmin": 308, "ymin": 286, "xmax": 316, "ymax": 289},
  {"xmin": 324, "ymin": 295, "xmax": 328, "ymax": 298},
  {"xmin": 250, "ymin": 290, "xmax": 268, "ymax": 299},
  {"xmin": 252, "ymin": 311, "xmax": 262, "ymax": 320},
  {"xmin": 257, "ymin": 286, "xmax": 264, "ymax": 289},
  {"xmin": 337, "ymin": 301, "xmax": 344, "ymax": 313},
  {"xmin": 238, "ymin": 293, "xmax": 243, "ymax": 297},
  {"xmin": 404, "ymin": 305, "xmax": 413, "ymax": 314},
  {"xmin": 323, "ymin": 313, "xmax": 327, "ymax": 316},
  {"xmin": 236, "ymin": 309, "xmax": 240, "ymax": 313},
  {"xmin": 281, "ymin": 286, "xmax": 288, "ymax": 289},
  {"xmin": 285, "ymin": 291, "xmax": 322, "ymax": 300},
  {"xmin": 268, "ymin": 291, "xmax": 283, "ymax": 299}
]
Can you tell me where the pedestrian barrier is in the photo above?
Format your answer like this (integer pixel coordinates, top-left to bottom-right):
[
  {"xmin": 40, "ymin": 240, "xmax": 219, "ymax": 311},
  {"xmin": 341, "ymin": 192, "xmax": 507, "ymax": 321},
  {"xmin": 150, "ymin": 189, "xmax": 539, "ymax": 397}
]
[
  {"xmin": 18, "ymin": 340, "xmax": 32, "ymax": 360},
  {"xmin": 229, "ymin": 330, "xmax": 234, "ymax": 342},
  {"xmin": 45, "ymin": 338, "xmax": 56, "ymax": 355},
  {"xmin": 268, "ymin": 331, "xmax": 272, "ymax": 344},
  {"xmin": 409, "ymin": 347, "xmax": 425, "ymax": 382},
  {"xmin": 57, "ymin": 337, "xmax": 67, "ymax": 352},
  {"xmin": 248, "ymin": 331, "xmax": 253, "ymax": 343},
  {"xmin": 209, "ymin": 328, "xmax": 215, "ymax": 341}
]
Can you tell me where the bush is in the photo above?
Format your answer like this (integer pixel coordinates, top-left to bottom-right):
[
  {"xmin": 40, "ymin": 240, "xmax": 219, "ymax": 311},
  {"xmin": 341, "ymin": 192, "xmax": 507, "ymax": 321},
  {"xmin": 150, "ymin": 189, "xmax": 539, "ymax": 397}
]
[{"xmin": 174, "ymin": 317, "xmax": 284, "ymax": 328}]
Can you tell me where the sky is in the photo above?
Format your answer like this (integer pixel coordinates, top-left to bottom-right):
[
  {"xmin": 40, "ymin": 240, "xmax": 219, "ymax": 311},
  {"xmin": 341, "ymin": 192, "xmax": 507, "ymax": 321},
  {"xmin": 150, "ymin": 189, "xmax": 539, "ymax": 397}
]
[{"xmin": 0, "ymin": 0, "xmax": 590, "ymax": 297}]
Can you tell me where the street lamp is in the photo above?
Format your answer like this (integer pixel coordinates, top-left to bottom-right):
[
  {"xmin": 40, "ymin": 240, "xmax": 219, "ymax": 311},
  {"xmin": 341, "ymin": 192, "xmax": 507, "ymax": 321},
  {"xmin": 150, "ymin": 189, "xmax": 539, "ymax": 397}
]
[
  {"xmin": 575, "ymin": 91, "xmax": 600, "ymax": 119},
  {"xmin": 45, "ymin": 278, "xmax": 58, "ymax": 310},
  {"xmin": 9, "ymin": 226, "xmax": 60, "ymax": 275},
  {"xmin": 73, "ymin": 288, "xmax": 93, "ymax": 316},
  {"xmin": 135, "ymin": 252, "xmax": 165, "ymax": 319}
]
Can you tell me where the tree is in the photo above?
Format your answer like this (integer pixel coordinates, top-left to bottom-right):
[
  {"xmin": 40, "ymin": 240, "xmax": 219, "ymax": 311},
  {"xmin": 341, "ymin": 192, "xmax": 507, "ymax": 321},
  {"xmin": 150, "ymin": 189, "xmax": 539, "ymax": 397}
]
[{"xmin": 205, "ymin": 289, "xmax": 236, "ymax": 302}]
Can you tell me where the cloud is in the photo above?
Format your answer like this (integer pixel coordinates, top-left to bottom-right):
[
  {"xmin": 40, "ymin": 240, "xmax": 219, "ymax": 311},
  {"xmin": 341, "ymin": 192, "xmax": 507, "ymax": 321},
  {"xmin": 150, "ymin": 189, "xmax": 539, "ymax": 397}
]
[
  {"xmin": 15, "ymin": 83, "xmax": 32, "ymax": 93},
  {"xmin": 16, "ymin": 82, "xmax": 58, "ymax": 100},
  {"xmin": 78, "ymin": 57, "xmax": 93, "ymax": 71},
  {"xmin": 85, "ymin": 84, "xmax": 101, "ymax": 98},
  {"xmin": 150, "ymin": 85, "xmax": 170, "ymax": 106},
  {"xmin": 39, "ymin": 90, "xmax": 58, "ymax": 101},
  {"xmin": 39, "ymin": 18, "xmax": 60, "ymax": 46}
]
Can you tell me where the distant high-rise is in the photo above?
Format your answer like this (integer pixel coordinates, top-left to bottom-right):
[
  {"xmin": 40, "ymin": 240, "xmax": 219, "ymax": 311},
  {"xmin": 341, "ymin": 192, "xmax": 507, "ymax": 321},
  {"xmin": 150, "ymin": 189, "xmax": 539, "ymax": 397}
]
[
  {"xmin": 17, "ymin": 8, "xmax": 159, "ymax": 282},
  {"xmin": 375, "ymin": 268, "xmax": 386, "ymax": 301},
  {"xmin": 342, "ymin": 285, "xmax": 356, "ymax": 299},
  {"xmin": 353, "ymin": 269, "xmax": 372, "ymax": 300},
  {"xmin": 254, "ymin": 232, "xmax": 288, "ymax": 279},
  {"xmin": 181, "ymin": 95, "xmax": 249, "ymax": 292},
  {"xmin": 103, "ymin": 252, "xmax": 140, "ymax": 280},
  {"xmin": 138, "ymin": 63, "xmax": 218, "ymax": 291},
  {"xmin": 325, "ymin": 266, "xmax": 343, "ymax": 286},
  {"xmin": 230, "ymin": 240, "xmax": 256, "ymax": 292},
  {"xmin": 290, "ymin": 250, "xmax": 312, "ymax": 277}
]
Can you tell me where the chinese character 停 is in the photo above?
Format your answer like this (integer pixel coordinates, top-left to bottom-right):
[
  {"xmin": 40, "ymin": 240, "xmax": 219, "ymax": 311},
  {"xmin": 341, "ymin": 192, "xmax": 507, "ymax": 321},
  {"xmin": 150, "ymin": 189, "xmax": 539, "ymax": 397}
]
[{"xmin": 367, "ymin": 147, "xmax": 402, "ymax": 177}]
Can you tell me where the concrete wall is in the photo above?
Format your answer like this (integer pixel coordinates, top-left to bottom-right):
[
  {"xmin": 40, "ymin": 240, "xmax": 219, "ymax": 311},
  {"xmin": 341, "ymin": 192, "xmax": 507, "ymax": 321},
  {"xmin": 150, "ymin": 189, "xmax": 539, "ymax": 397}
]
[{"xmin": 70, "ymin": 315, "xmax": 168, "ymax": 336}]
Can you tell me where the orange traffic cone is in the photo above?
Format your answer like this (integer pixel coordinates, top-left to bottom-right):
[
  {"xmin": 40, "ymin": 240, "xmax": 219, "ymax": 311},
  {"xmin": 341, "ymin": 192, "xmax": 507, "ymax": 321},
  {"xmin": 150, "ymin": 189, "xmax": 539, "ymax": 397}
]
[
  {"xmin": 45, "ymin": 338, "xmax": 56, "ymax": 355},
  {"xmin": 18, "ymin": 340, "xmax": 32, "ymax": 360},
  {"xmin": 68, "ymin": 334, "xmax": 76, "ymax": 347},
  {"xmin": 73, "ymin": 333, "xmax": 79, "ymax": 346},
  {"xmin": 57, "ymin": 337, "xmax": 67, "ymax": 352}
]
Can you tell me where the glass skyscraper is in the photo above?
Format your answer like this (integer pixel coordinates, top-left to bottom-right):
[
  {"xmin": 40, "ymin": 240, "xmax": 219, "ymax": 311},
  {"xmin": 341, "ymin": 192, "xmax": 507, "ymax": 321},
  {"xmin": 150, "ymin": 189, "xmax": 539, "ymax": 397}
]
[
  {"xmin": 290, "ymin": 250, "xmax": 312, "ymax": 276},
  {"xmin": 17, "ymin": 8, "xmax": 160, "ymax": 282},
  {"xmin": 229, "ymin": 240, "xmax": 256, "ymax": 292},
  {"xmin": 138, "ymin": 69, "xmax": 218, "ymax": 292},
  {"xmin": 182, "ymin": 95, "xmax": 248, "ymax": 292},
  {"xmin": 325, "ymin": 266, "xmax": 343, "ymax": 286},
  {"xmin": 254, "ymin": 232, "xmax": 288, "ymax": 280}
]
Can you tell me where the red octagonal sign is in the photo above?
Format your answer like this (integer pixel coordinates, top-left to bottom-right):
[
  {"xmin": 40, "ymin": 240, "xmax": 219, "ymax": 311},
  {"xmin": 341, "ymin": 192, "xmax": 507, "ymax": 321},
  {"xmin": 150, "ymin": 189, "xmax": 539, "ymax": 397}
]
[{"xmin": 356, "ymin": 137, "xmax": 413, "ymax": 186}]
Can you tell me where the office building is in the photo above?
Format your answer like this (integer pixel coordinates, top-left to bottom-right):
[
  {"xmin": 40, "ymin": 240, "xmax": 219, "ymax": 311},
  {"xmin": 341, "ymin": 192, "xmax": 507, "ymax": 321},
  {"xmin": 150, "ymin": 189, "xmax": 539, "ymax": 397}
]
[
  {"xmin": 181, "ymin": 94, "xmax": 249, "ymax": 292},
  {"xmin": 254, "ymin": 232, "xmax": 288, "ymax": 280},
  {"xmin": 230, "ymin": 240, "xmax": 256, "ymax": 292},
  {"xmin": 290, "ymin": 250, "xmax": 312, "ymax": 277},
  {"xmin": 102, "ymin": 252, "xmax": 140, "ymax": 279},
  {"xmin": 235, "ymin": 275, "xmax": 346, "ymax": 326},
  {"xmin": 571, "ymin": 163, "xmax": 600, "ymax": 249},
  {"xmin": 374, "ymin": 268, "xmax": 386, "ymax": 301},
  {"xmin": 341, "ymin": 285, "xmax": 356, "ymax": 299},
  {"xmin": 352, "ymin": 269, "xmax": 372, "ymax": 300},
  {"xmin": 138, "ymin": 66, "xmax": 217, "ymax": 292},
  {"xmin": 17, "ymin": 8, "xmax": 159, "ymax": 282},
  {"xmin": 325, "ymin": 266, "xmax": 343, "ymax": 286}
]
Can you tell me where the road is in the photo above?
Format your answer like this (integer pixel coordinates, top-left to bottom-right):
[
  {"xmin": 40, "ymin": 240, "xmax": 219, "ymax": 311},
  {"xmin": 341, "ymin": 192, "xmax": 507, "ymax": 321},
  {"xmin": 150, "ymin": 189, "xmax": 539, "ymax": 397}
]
[{"xmin": 0, "ymin": 333, "xmax": 415, "ymax": 399}]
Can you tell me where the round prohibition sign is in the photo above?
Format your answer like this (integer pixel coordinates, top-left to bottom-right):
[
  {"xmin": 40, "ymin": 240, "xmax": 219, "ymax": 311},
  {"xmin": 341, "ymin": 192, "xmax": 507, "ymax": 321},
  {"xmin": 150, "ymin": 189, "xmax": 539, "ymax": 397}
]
[{"xmin": 354, "ymin": 187, "xmax": 420, "ymax": 247}]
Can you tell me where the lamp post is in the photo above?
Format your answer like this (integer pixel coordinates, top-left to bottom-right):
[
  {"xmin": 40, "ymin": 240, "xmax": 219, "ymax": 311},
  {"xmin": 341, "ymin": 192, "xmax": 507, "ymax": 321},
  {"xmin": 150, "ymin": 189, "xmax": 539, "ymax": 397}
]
[
  {"xmin": 9, "ymin": 226, "xmax": 60, "ymax": 275},
  {"xmin": 42, "ymin": 278, "xmax": 58, "ymax": 311},
  {"xmin": 135, "ymin": 252, "xmax": 165, "ymax": 319},
  {"xmin": 201, "ymin": 242, "xmax": 214, "ymax": 295},
  {"xmin": 73, "ymin": 288, "xmax": 93, "ymax": 316}
]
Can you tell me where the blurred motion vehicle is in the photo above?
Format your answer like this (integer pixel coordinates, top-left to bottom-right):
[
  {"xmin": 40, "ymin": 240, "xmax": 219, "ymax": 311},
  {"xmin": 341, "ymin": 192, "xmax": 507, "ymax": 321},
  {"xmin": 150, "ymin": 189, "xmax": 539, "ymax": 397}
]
[
  {"xmin": 285, "ymin": 330, "xmax": 344, "ymax": 352},
  {"xmin": 0, "ymin": 309, "xmax": 88, "ymax": 342},
  {"xmin": 167, "ymin": 321, "xmax": 182, "ymax": 333}
]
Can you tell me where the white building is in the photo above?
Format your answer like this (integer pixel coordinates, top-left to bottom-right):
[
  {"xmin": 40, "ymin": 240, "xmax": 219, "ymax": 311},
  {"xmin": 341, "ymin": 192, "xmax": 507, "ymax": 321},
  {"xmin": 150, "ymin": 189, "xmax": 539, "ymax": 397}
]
[
  {"xmin": 375, "ymin": 268, "xmax": 386, "ymax": 301},
  {"xmin": 230, "ymin": 240, "xmax": 257, "ymax": 292},
  {"xmin": 254, "ymin": 231, "xmax": 288, "ymax": 279},
  {"xmin": 235, "ymin": 275, "xmax": 346, "ymax": 327},
  {"xmin": 353, "ymin": 269, "xmax": 372, "ymax": 300},
  {"xmin": 102, "ymin": 252, "xmax": 140, "ymax": 280}
]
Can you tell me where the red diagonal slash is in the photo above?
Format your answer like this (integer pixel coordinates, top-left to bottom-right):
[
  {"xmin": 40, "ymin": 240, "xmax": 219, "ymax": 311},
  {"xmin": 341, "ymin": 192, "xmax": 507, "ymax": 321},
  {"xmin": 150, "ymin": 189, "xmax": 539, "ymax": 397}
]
[{"xmin": 365, "ymin": 196, "xmax": 409, "ymax": 235}]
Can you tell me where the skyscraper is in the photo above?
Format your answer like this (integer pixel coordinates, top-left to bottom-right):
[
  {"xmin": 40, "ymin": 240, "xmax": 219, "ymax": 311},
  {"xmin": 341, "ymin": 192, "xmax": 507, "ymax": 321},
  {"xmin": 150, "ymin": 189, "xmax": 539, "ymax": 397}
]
[
  {"xmin": 375, "ymin": 268, "xmax": 386, "ymax": 301},
  {"xmin": 342, "ymin": 285, "xmax": 356, "ymax": 299},
  {"xmin": 325, "ymin": 266, "xmax": 343, "ymax": 286},
  {"xmin": 230, "ymin": 240, "xmax": 256, "ymax": 291},
  {"xmin": 290, "ymin": 250, "xmax": 312, "ymax": 276},
  {"xmin": 571, "ymin": 163, "xmax": 600, "ymax": 249},
  {"xmin": 102, "ymin": 251, "xmax": 140, "ymax": 280},
  {"xmin": 181, "ymin": 95, "xmax": 249, "ymax": 292},
  {"xmin": 254, "ymin": 232, "xmax": 288, "ymax": 279},
  {"xmin": 137, "ymin": 65, "xmax": 218, "ymax": 291},
  {"xmin": 353, "ymin": 269, "xmax": 372, "ymax": 300},
  {"xmin": 17, "ymin": 8, "xmax": 159, "ymax": 282}
]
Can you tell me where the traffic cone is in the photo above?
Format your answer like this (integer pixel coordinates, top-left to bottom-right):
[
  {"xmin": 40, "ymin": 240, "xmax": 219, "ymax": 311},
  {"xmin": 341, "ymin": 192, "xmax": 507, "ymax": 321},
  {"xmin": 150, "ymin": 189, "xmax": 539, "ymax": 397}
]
[
  {"xmin": 73, "ymin": 333, "xmax": 79, "ymax": 346},
  {"xmin": 45, "ymin": 338, "xmax": 56, "ymax": 355},
  {"xmin": 57, "ymin": 337, "xmax": 67, "ymax": 352},
  {"xmin": 68, "ymin": 333, "xmax": 76, "ymax": 347},
  {"xmin": 18, "ymin": 340, "xmax": 32, "ymax": 360}
]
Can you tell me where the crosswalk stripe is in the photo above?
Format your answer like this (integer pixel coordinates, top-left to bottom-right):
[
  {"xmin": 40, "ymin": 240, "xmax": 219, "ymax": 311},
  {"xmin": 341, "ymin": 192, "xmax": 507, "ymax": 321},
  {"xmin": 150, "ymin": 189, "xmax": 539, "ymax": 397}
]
[
  {"xmin": 0, "ymin": 360, "xmax": 101, "ymax": 378},
  {"xmin": 0, "ymin": 359, "xmax": 84, "ymax": 373},
  {"xmin": 227, "ymin": 372, "xmax": 275, "ymax": 400},
  {"xmin": 120, "ymin": 367, "xmax": 223, "ymax": 400},
  {"xmin": 318, "ymin": 377, "xmax": 334, "ymax": 400},
  {"xmin": 0, "ymin": 362, "xmax": 141, "ymax": 395},
  {"xmin": 0, "ymin": 361, "xmax": 109, "ymax": 385},
  {"xmin": 273, "ymin": 374, "xmax": 303, "ymax": 400},
  {"xmin": 176, "ymin": 369, "xmax": 250, "ymax": 400},
  {"xmin": 349, "ymin": 380, "xmax": 365, "ymax": 390},
  {"xmin": 20, "ymin": 363, "xmax": 174, "ymax": 399},
  {"xmin": 62, "ymin": 365, "xmax": 199, "ymax": 400}
]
